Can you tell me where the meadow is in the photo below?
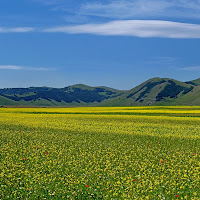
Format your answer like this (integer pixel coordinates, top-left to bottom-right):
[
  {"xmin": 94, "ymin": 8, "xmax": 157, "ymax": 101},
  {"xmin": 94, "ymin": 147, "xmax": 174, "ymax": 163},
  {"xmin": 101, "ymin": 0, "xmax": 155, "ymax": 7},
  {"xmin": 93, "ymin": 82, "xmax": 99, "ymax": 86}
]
[{"xmin": 0, "ymin": 106, "xmax": 199, "ymax": 199}]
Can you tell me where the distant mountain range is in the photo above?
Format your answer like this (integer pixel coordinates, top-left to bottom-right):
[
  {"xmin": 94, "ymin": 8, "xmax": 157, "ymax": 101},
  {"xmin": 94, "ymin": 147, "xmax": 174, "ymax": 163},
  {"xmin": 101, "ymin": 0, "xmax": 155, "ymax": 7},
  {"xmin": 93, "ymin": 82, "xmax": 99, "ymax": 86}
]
[{"xmin": 1, "ymin": 77, "xmax": 200, "ymax": 106}]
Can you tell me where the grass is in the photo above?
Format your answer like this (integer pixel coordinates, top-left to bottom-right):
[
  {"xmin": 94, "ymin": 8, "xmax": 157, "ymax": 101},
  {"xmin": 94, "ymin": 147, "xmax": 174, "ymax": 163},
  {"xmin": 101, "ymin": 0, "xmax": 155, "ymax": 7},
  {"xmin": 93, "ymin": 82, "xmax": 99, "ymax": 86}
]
[{"xmin": 0, "ymin": 106, "xmax": 199, "ymax": 199}]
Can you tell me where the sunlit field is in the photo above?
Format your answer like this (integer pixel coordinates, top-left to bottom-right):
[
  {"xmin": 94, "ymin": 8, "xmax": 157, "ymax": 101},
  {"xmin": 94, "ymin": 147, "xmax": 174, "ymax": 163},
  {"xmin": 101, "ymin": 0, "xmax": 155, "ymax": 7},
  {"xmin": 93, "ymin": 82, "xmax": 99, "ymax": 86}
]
[{"xmin": 0, "ymin": 106, "xmax": 199, "ymax": 199}]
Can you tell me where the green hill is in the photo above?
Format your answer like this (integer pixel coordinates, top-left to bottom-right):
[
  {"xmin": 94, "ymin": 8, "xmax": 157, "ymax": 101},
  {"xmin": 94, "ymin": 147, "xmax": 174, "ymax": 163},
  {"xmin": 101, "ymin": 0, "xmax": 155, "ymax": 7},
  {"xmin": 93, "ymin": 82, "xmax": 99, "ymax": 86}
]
[
  {"xmin": 0, "ymin": 85, "xmax": 123, "ymax": 106},
  {"xmin": 100, "ymin": 78, "xmax": 194, "ymax": 106},
  {"xmin": 0, "ymin": 95, "xmax": 21, "ymax": 106},
  {"xmin": 1, "ymin": 77, "xmax": 200, "ymax": 106},
  {"xmin": 185, "ymin": 78, "xmax": 200, "ymax": 86}
]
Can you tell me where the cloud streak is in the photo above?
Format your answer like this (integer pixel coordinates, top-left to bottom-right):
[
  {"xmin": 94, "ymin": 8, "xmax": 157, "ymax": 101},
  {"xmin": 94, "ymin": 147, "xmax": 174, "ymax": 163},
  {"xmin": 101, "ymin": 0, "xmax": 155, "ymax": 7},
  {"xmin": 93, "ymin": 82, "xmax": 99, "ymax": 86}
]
[
  {"xmin": 147, "ymin": 57, "xmax": 179, "ymax": 65},
  {"xmin": 35, "ymin": 0, "xmax": 200, "ymax": 20},
  {"xmin": 44, "ymin": 20, "xmax": 200, "ymax": 38},
  {"xmin": 80, "ymin": 0, "xmax": 200, "ymax": 19},
  {"xmin": 2, "ymin": 20, "xmax": 200, "ymax": 38},
  {"xmin": 0, "ymin": 27, "xmax": 35, "ymax": 33},
  {"xmin": 180, "ymin": 66, "xmax": 200, "ymax": 71},
  {"xmin": 0, "ymin": 65, "xmax": 54, "ymax": 71}
]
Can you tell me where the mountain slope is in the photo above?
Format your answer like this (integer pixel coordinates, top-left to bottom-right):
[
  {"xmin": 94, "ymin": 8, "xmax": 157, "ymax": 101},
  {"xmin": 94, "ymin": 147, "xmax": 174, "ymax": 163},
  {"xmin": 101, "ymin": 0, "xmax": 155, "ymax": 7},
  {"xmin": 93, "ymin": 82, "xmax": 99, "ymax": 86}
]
[
  {"xmin": 167, "ymin": 85, "xmax": 200, "ymax": 105},
  {"xmin": 185, "ymin": 78, "xmax": 200, "ymax": 86},
  {"xmin": 0, "ymin": 77, "xmax": 200, "ymax": 106},
  {"xmin": 0, "ymin": 95, "xmax": 21, "ymax": 106},
  {"xmin": 0, "ymin": 85, "xmax": 123, "ymax": 106},
  {"xmin": 100, "ymin": 78, "xmax": 194, "ymax": 106}
]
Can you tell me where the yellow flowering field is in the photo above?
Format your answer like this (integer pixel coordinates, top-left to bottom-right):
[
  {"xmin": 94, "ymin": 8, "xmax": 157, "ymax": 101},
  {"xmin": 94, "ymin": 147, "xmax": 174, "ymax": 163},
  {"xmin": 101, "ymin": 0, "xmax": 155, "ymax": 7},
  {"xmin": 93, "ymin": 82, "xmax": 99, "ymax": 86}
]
[{"xmin": 0, "ymin": 106, "xmax": 199, "ymax": 199}]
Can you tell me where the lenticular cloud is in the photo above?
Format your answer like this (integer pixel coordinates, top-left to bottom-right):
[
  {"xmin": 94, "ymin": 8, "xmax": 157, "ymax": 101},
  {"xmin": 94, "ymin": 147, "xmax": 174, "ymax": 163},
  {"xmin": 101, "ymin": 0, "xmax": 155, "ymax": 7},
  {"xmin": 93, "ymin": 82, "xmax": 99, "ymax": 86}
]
[{"xmin": 44, "ymin": 20, "xmax": 200, "ymax": 38}]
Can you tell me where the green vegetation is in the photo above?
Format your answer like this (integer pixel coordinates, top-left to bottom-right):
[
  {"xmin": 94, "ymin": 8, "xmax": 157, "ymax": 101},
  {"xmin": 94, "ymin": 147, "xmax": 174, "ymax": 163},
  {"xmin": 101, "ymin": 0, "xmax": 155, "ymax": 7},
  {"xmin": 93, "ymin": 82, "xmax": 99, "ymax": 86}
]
[
  {"xmin": 185, "ymin": 78, "xmax": 200, "ymax": 86},
  {"xmin": 1, "ymin": 77, "xmax": 200, "ymax": 106},
  {"xmin": 0, "ymin": 107, "xmax": 199, "ymax": 199}
]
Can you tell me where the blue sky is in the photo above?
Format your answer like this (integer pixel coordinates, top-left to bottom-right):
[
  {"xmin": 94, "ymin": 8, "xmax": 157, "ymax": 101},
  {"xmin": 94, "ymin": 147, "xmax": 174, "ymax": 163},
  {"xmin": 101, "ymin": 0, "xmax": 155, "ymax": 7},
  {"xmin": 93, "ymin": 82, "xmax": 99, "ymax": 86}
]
[{"xmin": 1, "ymin": 0, "xmax": 200, "ymax": 89}]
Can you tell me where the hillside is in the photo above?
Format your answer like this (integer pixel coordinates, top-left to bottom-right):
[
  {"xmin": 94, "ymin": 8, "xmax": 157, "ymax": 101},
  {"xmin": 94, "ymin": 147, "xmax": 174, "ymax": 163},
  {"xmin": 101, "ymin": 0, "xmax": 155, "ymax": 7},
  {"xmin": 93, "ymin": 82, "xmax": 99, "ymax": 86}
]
[
  {"xmin": 185, "ymin": 78, "xmax": 200, "ymax": 86},
  {"xmin": 0, "ymin": 84, "xmax": 123, "ymax": 106},
  {"xmin": 0, "ymin": 77, "xmax": 200, "ymax": 106},
  {"xmin": 100, "ymin": 77, "xmax": 194, "ymax": 106}
]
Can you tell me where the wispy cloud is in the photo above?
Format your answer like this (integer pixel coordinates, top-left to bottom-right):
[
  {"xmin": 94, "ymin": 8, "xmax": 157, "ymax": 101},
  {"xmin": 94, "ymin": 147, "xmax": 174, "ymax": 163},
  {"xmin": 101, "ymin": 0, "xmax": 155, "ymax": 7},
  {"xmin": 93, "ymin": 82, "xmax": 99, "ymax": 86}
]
[
  {"xmin": 2, "ymin": 19, "xmax": 200, "ymax": 39},
  {"xmin": 147, "ymin": 57, "xmax": 179, "ymax": 65},
  {"xmin": 0, "ymin": 65, "xmax": 22, "ymax": 70},
  {"xmin": 31, "ymin": 0, "xmax": 62, "ymax": 6},
  {"xmin": 180, "ymin": 66, "xmax": 200, "ymax": 71},
  {"xmin": 0, "ymin": 27, "xmax": 35, "ymax": 33},
  {"xmin": 80, "ymin": 0, "xmax": 200, "ymax": 19},
  {"xmin": 34, "ymin": 0, "xmax": 200, "ymax": 20},
  {"xmin": 0, "ymin": 65, "xmax": 55, "ymax": 71},
  {"xmin": 44, "ymin": 20, "xmax": 200, "ymax": 38}
]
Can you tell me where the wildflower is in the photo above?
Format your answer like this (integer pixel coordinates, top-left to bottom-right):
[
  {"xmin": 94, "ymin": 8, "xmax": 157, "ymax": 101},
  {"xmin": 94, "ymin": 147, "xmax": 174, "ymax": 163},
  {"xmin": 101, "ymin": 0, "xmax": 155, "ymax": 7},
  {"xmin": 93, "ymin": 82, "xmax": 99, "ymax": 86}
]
[
  {"xmin": 46, "ymin": 152, "xmax": 49, "ymax": 154},
  {"xmin": 85, "ymin": 185, "xmax": 89, "ymax": 188},
  {"xmin": 133, "ymin": 179, "xmax": 136, "ymax": 182},
  {"xmin": 22, "ymin": 158, "xmax": 26, "ymax": 161},
  {"xmin": 175, "ymin": 194, "xmax": 178, "ymax": 198}
]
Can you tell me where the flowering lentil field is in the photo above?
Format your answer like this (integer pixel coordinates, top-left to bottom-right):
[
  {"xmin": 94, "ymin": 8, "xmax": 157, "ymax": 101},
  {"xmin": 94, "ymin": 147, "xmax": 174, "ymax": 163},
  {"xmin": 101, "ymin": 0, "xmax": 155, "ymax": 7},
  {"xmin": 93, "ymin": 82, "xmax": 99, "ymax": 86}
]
[{"xmin": 0, "ymin": 107, "xmax": 200, "ymax": 200}]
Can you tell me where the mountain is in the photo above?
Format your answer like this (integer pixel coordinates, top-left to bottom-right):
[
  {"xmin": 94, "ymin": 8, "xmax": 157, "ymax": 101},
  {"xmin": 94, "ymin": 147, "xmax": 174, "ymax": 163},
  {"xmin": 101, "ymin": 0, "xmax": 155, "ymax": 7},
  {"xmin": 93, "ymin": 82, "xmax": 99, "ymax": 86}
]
[
  {"xmin": 101, "ymin": 77, "xmax": 194, "ymax": 106},
  {"xmin": 0, "ymin": 84, "xmax": 123, "ymax": 106},
  {"xmin": 0, "ymin": 77, "xmax": 200, "ymax": 106},
  {"xmin": 185, "ymin": 78, "xmax": 200, "ymax": 86}
]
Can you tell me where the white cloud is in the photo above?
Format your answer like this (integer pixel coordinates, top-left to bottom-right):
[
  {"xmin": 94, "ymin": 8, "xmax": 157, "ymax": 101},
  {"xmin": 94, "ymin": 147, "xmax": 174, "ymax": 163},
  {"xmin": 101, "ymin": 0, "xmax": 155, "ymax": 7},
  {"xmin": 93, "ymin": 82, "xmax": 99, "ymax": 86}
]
[
  {"xmin": 80, "ymin": 0, "xmax": 200, "ymax": 19},
  {"xmin": 2, "ymin": 19, "xmax": 200, "ymax": 39},
  {"xmin": 0, "ymin": 65, "xmax": 22, "ymax": 70},
  {"xmin": 81, "ymin": 0, "xmax": 169, "ymax": 19},
  {"xmin": 180, "ymin": 66, "xmax": 200, "ymax": 71},
  {"xmin": 0, "ymin": 27, "xmax": 35, "ymax": 33},
  {"xmin": 44, "ymin": 20, "xmax": 200, "ymax": 38},
  {"xmin": 34, "ymin": 0, "xmax": 200, "ymax": 19},
  {"xmin": 0, "ymin": 65, "xmax": 54, "ymax": 71}
]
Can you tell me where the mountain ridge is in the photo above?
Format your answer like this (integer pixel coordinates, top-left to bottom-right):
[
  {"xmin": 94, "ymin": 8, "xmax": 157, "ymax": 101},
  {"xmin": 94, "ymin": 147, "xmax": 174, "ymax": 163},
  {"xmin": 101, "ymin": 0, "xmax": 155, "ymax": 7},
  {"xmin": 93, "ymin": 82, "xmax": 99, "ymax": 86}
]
[{"xmin": 0, "ymin": 77, "xmax": 200, "ymax": 106}]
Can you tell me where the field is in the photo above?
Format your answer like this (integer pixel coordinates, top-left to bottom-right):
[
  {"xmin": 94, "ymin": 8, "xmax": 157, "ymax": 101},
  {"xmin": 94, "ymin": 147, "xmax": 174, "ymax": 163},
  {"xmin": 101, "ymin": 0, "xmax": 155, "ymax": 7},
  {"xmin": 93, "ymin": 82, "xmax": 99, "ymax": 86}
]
[{"xmin": 0, "ymin": 107, "xmax": 199, "ymax": 199}]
